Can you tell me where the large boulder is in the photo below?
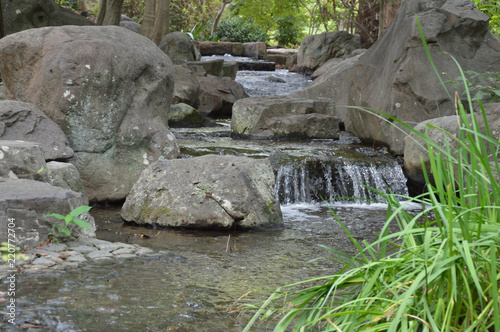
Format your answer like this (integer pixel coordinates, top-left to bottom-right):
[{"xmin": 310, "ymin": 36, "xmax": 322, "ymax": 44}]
[
  {"xmin": 0, "ymin": 100, "xmax": 74, "ymax": 160},
  {"xmin": 121, "ymin": 155, "xmax": 283, "ymax": 230},
  {"xmin": 297, "ymin": 31, "xmax": 360, "ymax": 73},
  {"xmin": 0, "ymin": 178, "xmax": 95, "ymax": 250},
  {"xmin": 404, "ymin": 103, "xmax": 500, "ymax": 189},
  {"xmin": 198, "ymin": 75, "xmax": 248, "ymax": 118},
  {"xmin": 231, "ymin": 96, "xmax": 339, "ymax": 140},
  {"xmin": 120, "ymin": 15, "xmax": 141, "ymax": 34},
  {"xmin": 159, "ymin": 31, "xmax": 201, "ymax": 65},
  {"xmin": 0, "ymin": 140, "xmax": 50, "ymax": 182},
  {"xmin": 173, "ymin": 65, "xmax": 200, "ymax": 108},
  {"xmin": 46, "ymin": 161, "xmax": 85, "ymax": 193},
  {"xmin": 0, "ymin": 0, "xmax": 94, "ymax": 36},
  {"xmin": 298, "ymin": 0, "xmax": 500, "ymax": 155},
  {"xmin": 0, "ymin": 26, "xmax": 180, "ymax": 201},
  {"xmin": 292, "ymin": 54, "xmax": 362, "ymax": 122}
]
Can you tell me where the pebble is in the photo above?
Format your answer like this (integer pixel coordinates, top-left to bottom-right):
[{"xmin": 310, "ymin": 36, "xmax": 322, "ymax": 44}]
[{"xmin": 0, "ymin": 238, "xmax": 160, "ymax": 280}]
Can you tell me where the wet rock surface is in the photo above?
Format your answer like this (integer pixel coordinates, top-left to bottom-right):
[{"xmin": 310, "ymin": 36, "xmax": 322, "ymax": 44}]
[{"xmin": 121, "ymin": 155, "xmax": 283, "ymax": 230}]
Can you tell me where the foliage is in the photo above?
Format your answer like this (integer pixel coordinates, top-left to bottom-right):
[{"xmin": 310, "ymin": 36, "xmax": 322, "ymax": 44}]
[
  {"xmin": 448, "ymin": 70, "xmax": 500, "ymax": 103},
  {"xmin": 472, "ymin": 0, "xmax": 500, "ymax": 37},
  {"xmin": 215, "ymin": 16, "xmax": 268, "ymax": 43},
  {"xmin": 274, "ymin": 15, "xmax": 304, "ymax": 47},
  {"xmin": 243, "ymin": 16, "xmax": 500, "ymax": 332},
  {"xmin": 170, "ymin": 0, "xmax": 221, "ymax": 40},
  {"xmin": 46, "ymin": 206, "xmax": 93, "ymax": 242},
  {"xmin": 122, "ymin": 0, "xmax": 145, "ymax": 23}
]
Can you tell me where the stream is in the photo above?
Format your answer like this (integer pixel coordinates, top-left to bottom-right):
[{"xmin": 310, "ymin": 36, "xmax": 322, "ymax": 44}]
[{"xmin": 1, "ymin": 66, "xmax": 412, "ymax": 331}]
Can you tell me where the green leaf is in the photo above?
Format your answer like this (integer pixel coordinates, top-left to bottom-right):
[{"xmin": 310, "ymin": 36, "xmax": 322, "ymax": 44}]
[
  {"xmin": 72, "ymin": 218, "xmax": 93, "ymax": 230},
  {"xmin": 60, "ymin": 226, "xmax": 71, "ymax": 236},
  {"xmin": 45, "ymin": 213, "xmax": 66, "ymax": 220},
  {"xmin": 69, "ymin": 205, "xmax": 92, "ymax": 217},
  {"xmin": 65, "ymin": 214, "xmax": 73, "ymax": 225}
]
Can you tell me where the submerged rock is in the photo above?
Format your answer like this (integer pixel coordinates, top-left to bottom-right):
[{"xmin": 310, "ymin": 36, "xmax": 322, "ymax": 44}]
[{"xmin": 121, "ymin": 155, "xmax": 283, "ymax": 230}]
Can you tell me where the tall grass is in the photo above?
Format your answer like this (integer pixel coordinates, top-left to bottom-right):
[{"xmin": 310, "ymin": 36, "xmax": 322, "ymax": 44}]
[{"xmin": 243, "ymin": 16, "xmax": 500, "ymax": 332}]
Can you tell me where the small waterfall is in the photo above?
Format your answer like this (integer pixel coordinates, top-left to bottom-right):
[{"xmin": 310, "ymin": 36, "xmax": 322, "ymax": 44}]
[{"xmin": 274, "ymin": 159, "xmax": 408, "ymax": 204}]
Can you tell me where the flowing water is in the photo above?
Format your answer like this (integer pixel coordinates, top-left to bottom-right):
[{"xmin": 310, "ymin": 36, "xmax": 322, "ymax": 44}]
[{"xmin": 0, "ymin": 67, "xmax": 412, "ymax": 331}]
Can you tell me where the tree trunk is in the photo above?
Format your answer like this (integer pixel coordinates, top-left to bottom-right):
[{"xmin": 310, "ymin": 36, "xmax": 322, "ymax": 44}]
[
  {"xmin": 97, "ymin": 0, "xmax": 123, "ymax": 25},
  {"xmin": 151, "ymin": 0, "xmax": 170, "ymax": 45},
  {"xmin": 378, "ymin": 0, "xmax": 385, "ymax": 39},
  {"xmin": 0, "ymin": 1, "xmax": 4, "ymax": 39},
  {"xmin": 140, "ymin": 0, "xmax": 156, "ymax": 40},
  {"xmin": 141, "ymin": 0, "xmax": 170, "ymax": 45},
  {"xmin": 211, "ymin": 0, "xmax": 232, "ymax": 37}
]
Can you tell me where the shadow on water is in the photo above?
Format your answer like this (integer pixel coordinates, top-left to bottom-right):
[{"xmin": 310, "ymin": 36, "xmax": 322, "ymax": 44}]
[{"xmin": 2, "ymin": 203, "xmax": 403, "ymax": 331}]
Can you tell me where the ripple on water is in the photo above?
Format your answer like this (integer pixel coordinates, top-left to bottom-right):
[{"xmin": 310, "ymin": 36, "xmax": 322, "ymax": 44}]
[{"xmin": 4, "ymin": 203, "xmax": 402, "ymax": 331}]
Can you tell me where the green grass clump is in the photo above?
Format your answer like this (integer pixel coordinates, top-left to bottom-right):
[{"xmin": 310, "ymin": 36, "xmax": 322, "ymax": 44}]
[{"xmin": 243, "ymin": 16, "xmax": 500, "ymax": 332}]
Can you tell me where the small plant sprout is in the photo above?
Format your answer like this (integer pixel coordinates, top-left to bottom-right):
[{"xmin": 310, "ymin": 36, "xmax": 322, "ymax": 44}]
[{"xmin": 46, "ymin": 206, "xmax": 93, "ymax": 242}]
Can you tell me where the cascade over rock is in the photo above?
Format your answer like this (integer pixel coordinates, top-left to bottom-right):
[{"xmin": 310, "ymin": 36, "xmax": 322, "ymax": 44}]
[
  {"xmin": 121, "ymin": 155, "xmax": 283, "ymax": 230},
  {"xmin": 295, "ymin": 0, "xmax": 500, "ymax": 154},
  {"xmin": 0, "ymin": 26, "xmax": 180, "ymax": 201}
]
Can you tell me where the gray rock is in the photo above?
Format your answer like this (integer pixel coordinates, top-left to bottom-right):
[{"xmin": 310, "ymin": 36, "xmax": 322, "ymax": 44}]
[
  {"xmin": 222, "ymin": 61, "xmax": 238, "ymax": 80},
  {"xmin": 0, "ymin": 101, "xmax": 74, "ymax": 160},
  {"xmin": 404, "ymin": 103, "xmax": 500, "ymax": 187},
  {"xmin": 31, "ymin": 249, "xmax": 62, "ymax": 258},
  {"xmin": 297, "ymin": 0, "xmax": 500, "ymax": 154},
  {"xmin": 159, "ymin": 31, "xmax": 201, "ymax": 65},
  {"xmin": 231, "ymin": 96, "xmax": 339, "ymax": 140},
  {"xmin": 114, "ymin": 254, "xmax": 137, "ymax": 259},
  {"xmin": 310, "ymin": 58, "xmax": 344, "ymax": 80},
  {"xmin": 1, "ymin": 0, "xmax": 94, "ymax": 36},
  {"xmin": 169, "ymin": 103, "xmax": 215, "ymax": 128},
  {"xmin": 198, "ymin": 75, "xmax": 248, "ymax": 118},
  {"xmin": 0, "ymin": 178, "xmax": 96, "ymax": 250},
  {"xmin": 186, "ymin": 59, "xmax": 224, "ymax": 77},
  {"xmin": 121, "ymin": 155, "xmax": 283, "ymax": 230},
  {"xmin": 87, "ymin": 250, "xmax": 113, "ymax": 260},
  {"xmin": 173, "ymin": 65, "xmax": 200, "ymax": 108},
  {"xmin": 297, "ymin": 31, "xmax": 360, "ymax": 73},
  {"xmin": 135, "ymin": 247, "xmax": 155, "ymax": 255},
  {"xmin": 46, "ymin": 161, "xmax": 84, "ymax": 193},
  {"xmin": 31, "ymin": 257, "xmax": 57, "ymax": 267},
  {"xmin": 66, "ymin": 254, "xmax": 87, "ymax": 263},
  {"xmin": 112, "ymin": 248, "xmax": 136, "ymax": 255},
  {"xmin": 68, "ymin": 245, "xmax": 95, "ymax": 254},
  {"xmin": 43, "ymin": 243, "xmax": 67, "ymax": 252},
  {"xmin": 0, "ymin": 26, "xmax": 180, "ymax": 201},
  {"xmin": 120, "ymin": 16, "xmax": 141, "ymax": 34},
  {"xmin": 243, "ymin": 42, "xmax": 267, "ymax": 58},
  {"xmin": 0, "ymin": 140, "xmax": 50, "ymax": 182}
]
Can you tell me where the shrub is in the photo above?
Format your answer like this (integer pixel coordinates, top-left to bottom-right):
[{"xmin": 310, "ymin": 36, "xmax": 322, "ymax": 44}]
[
  {"xmin": 215, "ymin": 17, "xmax": 268, "ymax": 43},
  {"xmin": 274, "ymin": 15, "xmax": 303, "ymax": 47}
]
